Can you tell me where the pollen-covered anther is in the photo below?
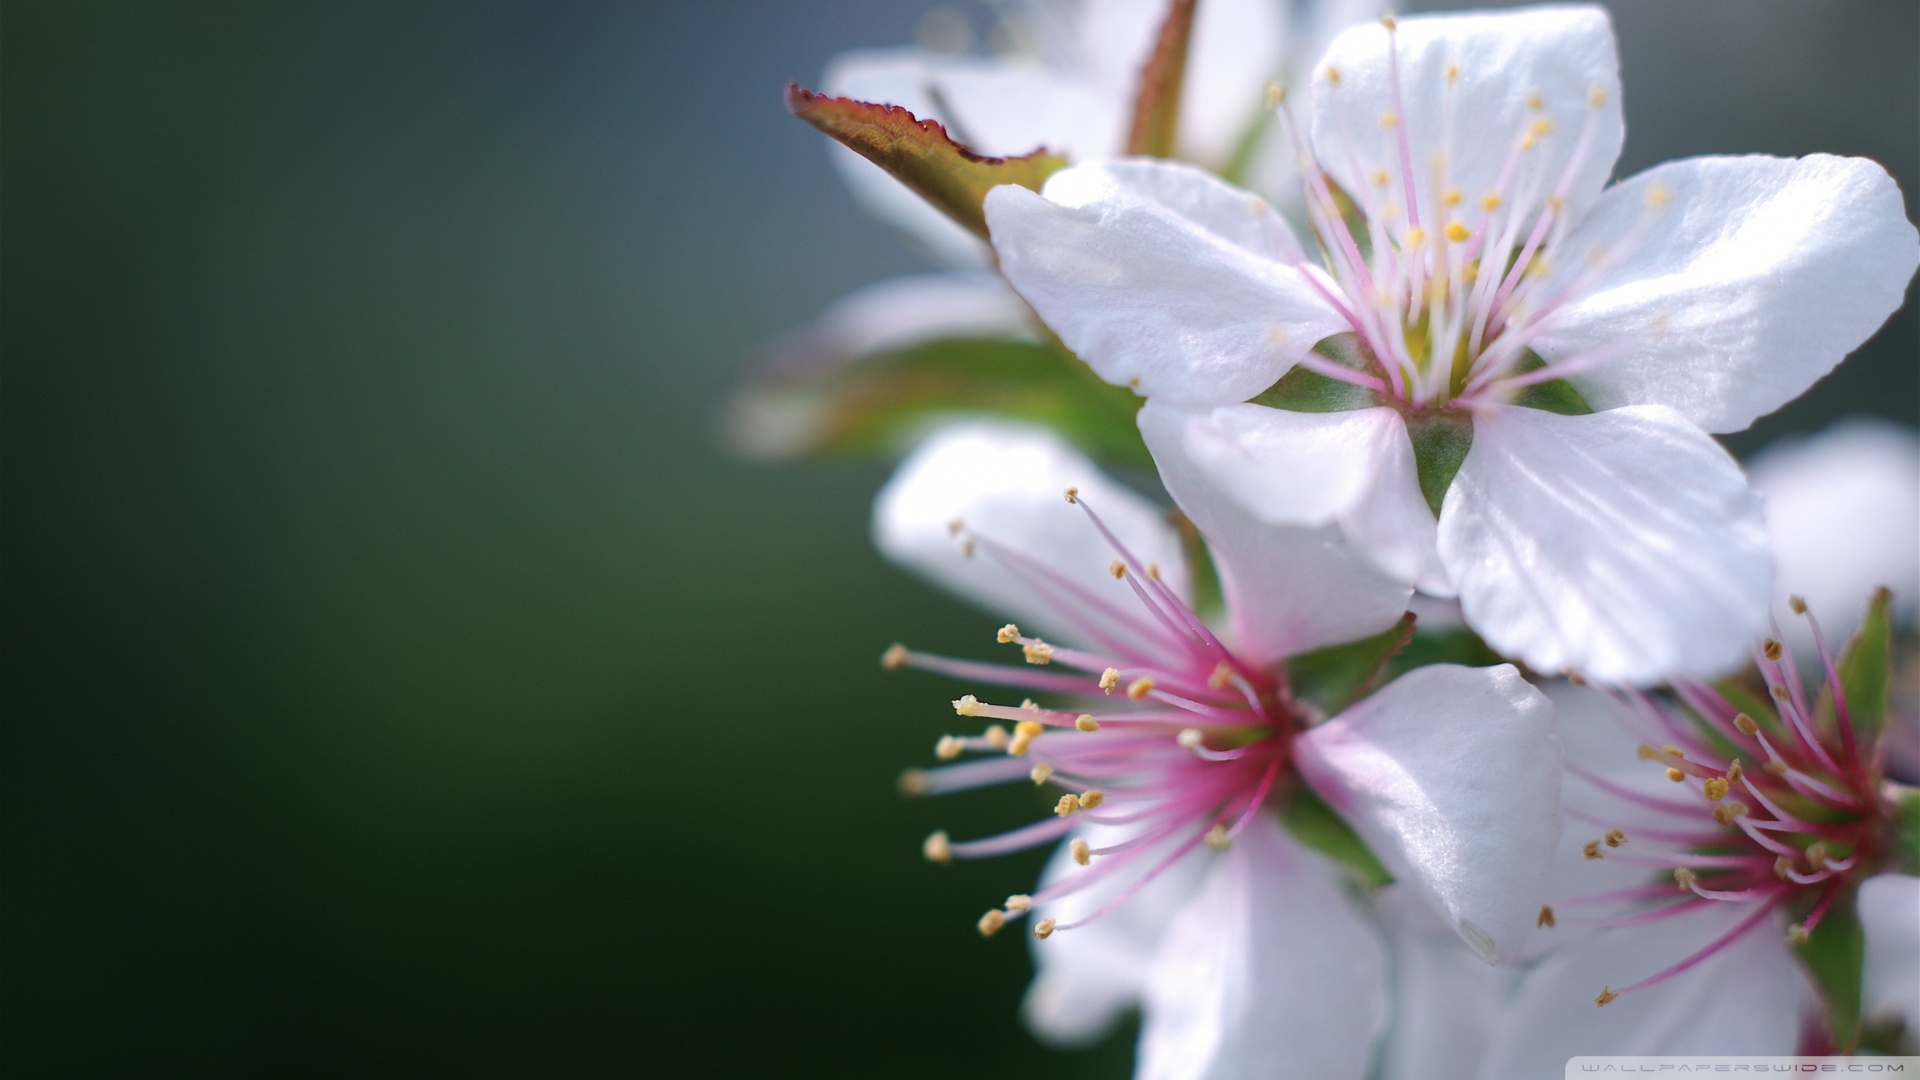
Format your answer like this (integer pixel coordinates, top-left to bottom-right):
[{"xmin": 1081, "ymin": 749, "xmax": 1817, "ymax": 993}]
[
  {"xmin": 1636, "ymin": 744, "xmax": 1659, "ymax": 761},
  {"xmin": 1146, "ymin": 562, "xmax": 1161, "ymax": 581},
  {"xmin": 1673, "ymin": 867, "xmax": 1698, "ymax": 891},
  {"xmin": 1481, "ymin": 192, "xmax": 1502, "ymax": 211},
  {"xmin": 1126, "ymin": 677, "xmax": 1156, "ymax": 701},
  {"xmin": 1004, "ymin": 894, "xmax": 1032, "ymax": 912},
  {"xmin": 1062, "ymin": 486, "xmax": 1079, "ymax": 504},
  {"xmin": 1583, "ymin": 840, "xmax": 1603, "ymax": 860},
  {"xmin": 898, "ymin": 768, "xmax": 928, "ymax": 797},
  {"xmin": 1023, "ymin": 641, "xmax": 1055, "ymax": 665},
  {"xmin": 1770, "ymin": 684, "xmax": 1792, "ymax": 703},
  {"xmin": 1605, "ymin": 829, "xmax": 1626, "ymax": 848},
  {"xmin": 946, "ymin": 517, "xmax": 963, "ymax": 537},
  {"xmin": 1177, "ymin": 728, "xmax": 1204, "ymax": 750},
  {"xmin": 1786, "ymin": 923, "xmax": 1810, "ymax": 947},
  {"xmin": 1726, "ymin": 759, "xmax": 1745, "ymax": 784},
  {"xmin": 1444, "ymin": 63, "xmax": 1460, "ymax": 85},
  {"xmin": 1805, "ymin": 842, "xmax": 1830, "ymax": 871},
  {"xmin": 1205, "ymin": 825, "xmax": 1232, "ymax": 851},
  {"xmin": 996, "ymin": 623, "xmax": 1021, "ymax": 644},
  {"xmin": 952, "ymin": 695, "xmax": 981, "ymax": 717},
  {"xmin": 1588, "ymin": 85, "xmax": 1608, "ymax": 109},
  {"xmin": 1762, "ymin": 638, "xmax": 1784, "ymax": 662},
  {"xmin": 977, "ymin": 909, "xmax": 1006, "ymax": 937},
  {"xmin": 1029, "ymin": 762, "xmax": 1054, "ymax": 786},
  {"xmin": 1207, "ymin": 662, "xmax": 1233, "ymax": 689},
  {"xmin": 1666, "ymin": 767, "xmax": 1686, "ymax": 783},
  {"xmin": 1107, "ymin": 559, "xmax": 1126, "ymax": 579},
  {"xmin": 1711, "ymin": 800, "xmax": 1749, "ymax": 826},
  {"xmin": 1444, "ymin": 221, "xmax": 1470, "ymax": 242},
  {"xmin": 1324, "ymin": 64, "xmax": 1342, "ymax": 86},
  {"xmin": 1264, "ymin": 82, "xmax": 1284, "ymax": 109},
  {"xmin": 1007, "ymin": 719, "xmax": 1045, "ymax": 757},
  {"xmin": 1099, "ymin": 668, "xmax": 1120, "ymax": 693},
  {"xmin": 1538, "ymin": 905, "xmax": 1557, "ymax": 928},
  {"xmin": 1524, "ymin": 91, "xmax": 1544, "ymax": 111},
  {"xmin": 1404, "ymin": 227, "xmax": 1425, "ymax": 248},
  {"xmin": 983, "ymin": 725, "xmax": 1010, "ymax": 751},
  {"xmin": 1020, "ymin": 699, "xmax": 1038, "ymax": 711},
  {"xmin": 1774, "ymin": 855, "xmax": 1795, "ymax": 880},
  {"xmin": 1380, "ymin": 110, "xmax": 1399, "ymax": 131},
  {"xmin": 1033, "ymin": 917, "xmax": 1057, "ymax": 939},
  {"xmin": 1788, "ymin": 594, "xmax": 1808, "ymax": 614},
  {"xmin": 935, "ymin": 736, "xmax": 964, "ymax": 761},
  {"xmin": 1055, "ymin": 794, "xmax": 1081, "ymax": 817},
  {"xmin": 1764, "ymin": 759, "xmax": 1789, "ymax": 777},
  {"xmin": 1596, "ymin": 988, "xmax": 1619, "ymax": 1007},
  {"xmin": 1662, "ymin": 745, "xmax": 1686, "ymax": 758},
  {"xmin": 1370, "ymin": 169, "xmax": 1390, "ymax": 188},
  {"xmin": 882, "ymin": 643, "xmax": 910, "ymax": 671},
  {"xmin": 1645, "ymin": 183, "xmax": 1672, "ymax": 209},
  {"xmin": 1075, "ymin": 714, "xmax": 1099, "ymax": 732},
  {"xmin": 924, "ymin": 831, "xmax": 953, "ymax": 864},
  {"xmin": 1703, "ymin": 776, "xmax": 1729, "ymax": 802},
  {"xmin": 1734, "ymin": 712, "xmax": 1759, "ymax": 736},
  {"xmin": 1379, "ymin": 13, "xmax": 1397, "ymax": 29},
  {"xmin": 1070, "ymin": 837, "xmax": 1091, "ymax": 865},
  {"xmin": 1078, "ymin": 790, "xmax": 1104, "ymax": 810}
]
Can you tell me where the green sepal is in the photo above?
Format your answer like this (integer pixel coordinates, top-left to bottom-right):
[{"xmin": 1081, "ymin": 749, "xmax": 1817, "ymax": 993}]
[
  {"xmin": 1506, "ymin": 351, "xmax": 1595, "ymax": 416},
  {"xmin": 1794, "ymin": 884, "xmax": 1865, "ymax": 1052},
  {"xmin": 1249, "ymin": 333, "xmax": 1382, "ymax": 414},
  {"xmin": 1381, "ymin": 624, "xmax": 1503, "ymax": 685},
  {"xmin": 785, "ymin": 85, "xmax": 1067, "ymax": 240},
  {"xmin": 1889, "ymin": 783, "xmax": 1920, "ymax": 876},
  {"xmin": 1835, "ymin": 588, "xmax": 1893, "ymax": 738},
  {"xmin": 1287, "ymin": 614, "xmax": 1415, "ymax": 716},
  {"xmin": 1170, "ymin": 510, "xmax": 1226, "ymax": 627},
  {"xmin": 1406, "ymin": 411, "xmax": 1473, "ymax": 518},
  {"xmin": 1280, "ymin": 782, "xmax": 1393, "ymax": 890},
  {"xmin": 1123, "ymin": 0, "xmax": 1197, "ymax": 158},
  {"xmin": 726, "ymin": 336, "xmax": 1150, "ymax": 469}
]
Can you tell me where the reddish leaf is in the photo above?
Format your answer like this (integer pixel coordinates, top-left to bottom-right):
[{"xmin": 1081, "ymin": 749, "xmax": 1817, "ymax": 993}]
[
  {"xmin": 786, "ymin": 85, "xmax": 1068, "ymax": 240},
  {"xmin": 1125, "ymin": 0, "xmax": 1199, "ymax": 157}
]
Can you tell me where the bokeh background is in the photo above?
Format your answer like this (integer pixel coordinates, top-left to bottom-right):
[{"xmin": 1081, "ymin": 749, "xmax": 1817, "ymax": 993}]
[{"xmin": 4, "ymin": 1, "xmax": 1914, "ymax": 1074}]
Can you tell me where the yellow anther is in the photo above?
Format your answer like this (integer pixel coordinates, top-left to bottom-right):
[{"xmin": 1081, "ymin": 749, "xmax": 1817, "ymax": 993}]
[
  {"xmin": 1127, "ymin": 677, "xmax": 1156, "ymax": 701},
  {"xmin": 1265, "ymin": 325, "xmax": 1290, "ymax": 348},
  {"xmin": 996, "ymin": 623, "xmax": 1021, "ymax": 643},
  {"xmin": 1404, "ymin": 227, "xmax": 1425, "ymax": 248},
  {"xmin": 1370, "ymin": 169, "xmax": 1391, "ymax": 188},
  {"xmin": 1075, "ymin": 715, "xmax": 1100, "ymax": 732},
  {"xmin": 1774, "ymin": 856, "xmax": 1795, "ymax": 879},
  {"xmin": 1665, "ymin": 767, "xmax": 1686, "ymax": 783},
  {"xmin": 1445, "ymin": 63, "xmax": 1460, "ymax": 85},
  {"xmin": 1568, "ymin": 671, "xmax": 1588, "ymax": 686},
  {"xmin": 1806, "ymin": 842, "xmax": 1830, "ymax": 870},
  {"xmin": 936, "ymin": 736, "xmax": 964, "ymax": 761},
  {"xmin": 1055, "ymin": 794, "xmax": 1081, "ymax": 817},
  {"xmin": 1645, "ymin": 184, "xmax": 1671, "ymax": 209},
  {"xmin": 1538, "ymin": 905, "xmax": 1557, "ymax": 928},
  {"xmin": 1526, "ymin": 257, "xmax": 1553, "ymax": 279},
  {"xmin": 1020, "ymin": 699, "xmax": 1038, "ymax": 711},
  {"xmin": 1786, "ymin": 923, "xmax": 1810, "ymax": 946},
  {"xmin": 1063, "ymin": 486, "xmax": 1079, "ymax": 504},
  {"xmin": 1023, "ymin": 641, "xmax": 1055, "ymax": 665},
  {"xmin": 1524, "ymin": 92, "xmax": 1544, "ymax": 111},
  {"xmin": 1734, "ymin": 713, "xmax": 1758, "ymax": 736},
  {"xmin": 1015, "ymin": 720, "xmax": 1043, "ymax": 740},
  {"xmin": 1324, "ymin": 65, "xmax": 1342, "ymax": 86},
  {"xmin": 1770, "ymin": 684, "xmax": 1791, "ymax": 701},
  {"xmin": 978, "ymin": 909, "xmax": 1006, "ymax": 937},
  {"xmin": 1264, "ymin": 82, "xmax": 1285, "ymax": 109},
  {"xmin": 1147, "ymin": 562, "xmax": 1161, "ymax": 581},
  {"xmin": 1789, "ymin": 595, "xmax": 1808, "ymax": 614},
  {"xmin": 1726, "ymin": 760, "xmax": 1744, "ymax": 784},
  {"xmin": 1765, "ymin": 759, "xmax": 1789, "ymax": 777},
  {"xmin": 1029, "ymin": 762, "xmax": 1054, "ymax": 786},
  {"xmin": 1662, "ymin": 745, "xmax": 1686, "ymax": 758},
  {"xmin": 1596, "ymin": 988, "xmax": 1619, "ymax": 1007},
  {"xmin": 924, "ymin": 831, "xmax": 953, "ymax": 864},
  {"xmin": 898, "ymin": 769, "xmax": 928, "ymax": 796},
  {"xmin": 1711, "ymin": 801, "xmax": 1749, "ymax": 826},
  {"xmin": 1763, "ymin": 638, "xmax": 1783, "ymax": 662},
  {"xmin": 882, "ymin": 643, "xmax": 910, "ymax": 670},
  {"xmin": 1005, "ymin": 894, "xmax": 1032, "ymax": 912},
  {"xmin": 1208, "ymin": 662, "xmax": 1233, "ymax": 689},
  {"xmin": 1442, "ymin": 187, "xmax": 1463, "ymax": 207},
  {"xmin": 1007, "ymin": 731, "xmax": 1036, "ymax": 758},
  {"xmin": 1481, "ymin": 192, "xmax": 1502, "ymax": 211},
  {"xmin": 1547, "ymin": 195, "xmax": 1565, "ymax": 214},
  {"xmin": 1531, "ymin": 118, "xmax": 1554, "ymax": 137},
  {"xmin": 947, "ymin": 517, "xmax": 963, "ymax": 536},
  {"xmin": 1605, "ymin": 830, "xmax": 1627, "ymax": 848},
  {"xmin": 1381, "ymin": 111, "xmax": 1399, "ymax": 130},
  {"xmin": 1205, "ymin": 825, "xmax": 1232, "ymax": 851},
  {"xmin": 1070, "ymin": 837, "xmax": 1091, "ymax": 865},
  {"xmin": 1079, "ymin": 790, "xmax": 1105, "ymax": 810},
  {"xmin": 1674, "ymin": 867, "xmax": 1698, "ymax": 890},
  {"xmin": 1583, "ymin": 840, "xmax": 1602, "ymax": 860},
  {"xmin": 1108, "ymin": 559, "xmax": 1126, "ymax": 579},
  {"xmin": 1379, "ymin": 14, "xmax": 1397, "ymax": 29},
  {"xmin": 1637, "ymin": 744, "xmax": 1659, "ymax": 761},
  {"xmin": 1033, "ymin": 917, "xmax": 1057, "ymax": 939},
  {"xmin": 1703, "ymin": 777, "xmax": 1729, "ymax": 802},
  {"xmin": 1099, "ymin": 668, "xmax": 1120, "ymax": 693},
  {"xmin": 953, "ymin": 695, "xmax": 981, "ymax": 717},
  {"xmin": 1444, "ymin": 221, "xmax": 1470, "ymax": 242},
  {"xmin": 1463, "ymin": 263, "xmax": 1478, "ymax": 283},
  {"xmin": 983, "ymin": 725, "xmax": 1010, "ymax": 751},
  {"xmin": 1588, "ymin": 85, "xmax": 1608, "ymax": 109}
]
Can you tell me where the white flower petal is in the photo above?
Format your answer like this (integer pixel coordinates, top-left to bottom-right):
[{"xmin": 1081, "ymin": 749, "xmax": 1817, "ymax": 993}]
[
  {"xmin": 1535, "ymin": 154, "xmax": 1920, "ymax": 433},
  {"xmin": 1439, "ymin": 404, "xmax": 1770, "ymax": 685},
  {"xmin": 1296, "ymin": 663, "xmax": 1560, "ymax": 964},
  {"xmin": 1478, "ymin": 903, "xmax": 1812, "ymax": 1078},
  {"xmin": 1748, "ymin": 418, "xmax": 1920, "ymax": 654},
  {"xmin": 1139, "ymin": 401, "xmax": 1411, "ymax": 663},
  {"xmin": 823, "ymin": 48, "xmax": 1126, "ymax": 264},
  {"xmin": 872, "ymin": 421, "xmax": 1188, "ymax": 652},
  {"xmin": 1310, "ymin": 6, "xmax": 1623, "ymax": 239},
  {"xmin": 1859, "ymin": 873, "xmax": 1920, "ymax": 1039},
  {"xmin": 1374, "ymin": 887, "xmax": 1516, "ymax": 1080},
  {"xmin": 986, "ymin": 159, "xmax": 1347, "ymax": 406},
  {"xmin": 1022, "ymin": 822, "xmax": 1210, "ymax": 1048},
  {"xmin": 1136, "ymin": 401, "xmax": 1449, "ymax": 594},
  {"xmin": 793, "ymin": 272, "xmax": 1037, "ymax": 362},
  {"xmin": 1137, "ymin": 817, "xmax": 1387, "ymax": 1080}
]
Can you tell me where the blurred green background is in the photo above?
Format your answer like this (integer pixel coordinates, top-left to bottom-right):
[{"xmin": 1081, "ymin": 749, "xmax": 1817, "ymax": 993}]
[{"xmin": 3, "ymin": 1, "xmax": 1913, "ymax": 1074}]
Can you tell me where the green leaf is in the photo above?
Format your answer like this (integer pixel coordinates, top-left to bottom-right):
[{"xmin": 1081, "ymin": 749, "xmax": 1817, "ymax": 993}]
[
  {"xmin": 1170, "ymin": 509, "xmax": 1225, "ymax": 626},
  {"xmin": 1288, "ymin": 614, "xmax": 1415, "ymax": 715},
  {"xmin": 1796, "ymin": 885, "xmax": 1865, "ymax": 1052},
  {"xmin": 1889, "ymin": 783, "xmax": 1920, "ymax": 876},
  {"xmin": 1507, "ymin": 351, "xmax": 1594, "ymax": 416},
  {"xmin": 1381, "ymin": 624, "xmax": 1503, "ymax": 684},
  {"xmin": 1835, "ymin": 587, "xmax": 1893, "ymax": 739},
  {"xmin": 726, "ymin": 335, "xmax": 1151, "ymax": 468},
  {"xmin": 1249, "ymin": 333, "xmax": 1383, "ymax": 413},
  {"xmin": 1280, "ymin": 782, "xmax": 1393, "ymax": 889},
  {"xmin": 1123, "ymin": 0, "xmax": 1197, "ymax": 157},
  {"xmin": 1406, "ymin": 410, "xmax": 1473, "ymax": 518},
  {"xmin": 785, "ymin": 85, "xmax": 1068, "ymax": 240}
]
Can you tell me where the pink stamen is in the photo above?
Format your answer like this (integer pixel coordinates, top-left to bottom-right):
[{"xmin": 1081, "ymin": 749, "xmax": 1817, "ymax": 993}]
[{"xmin": 1611, "ymin": 899, "xmax": 1781, "ymax": 996}]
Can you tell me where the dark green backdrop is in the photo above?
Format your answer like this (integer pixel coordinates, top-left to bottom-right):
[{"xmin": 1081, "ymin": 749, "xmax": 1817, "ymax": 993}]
[{"xmin": 4, "ymin": 1, "xmax": 1914, "ymax": 1075}]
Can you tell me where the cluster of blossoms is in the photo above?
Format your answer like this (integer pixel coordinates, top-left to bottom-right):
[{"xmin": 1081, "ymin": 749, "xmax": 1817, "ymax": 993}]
[{"xmin": 742, "ymin": 1, "xmax": 1920, "ymax": 1075}]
